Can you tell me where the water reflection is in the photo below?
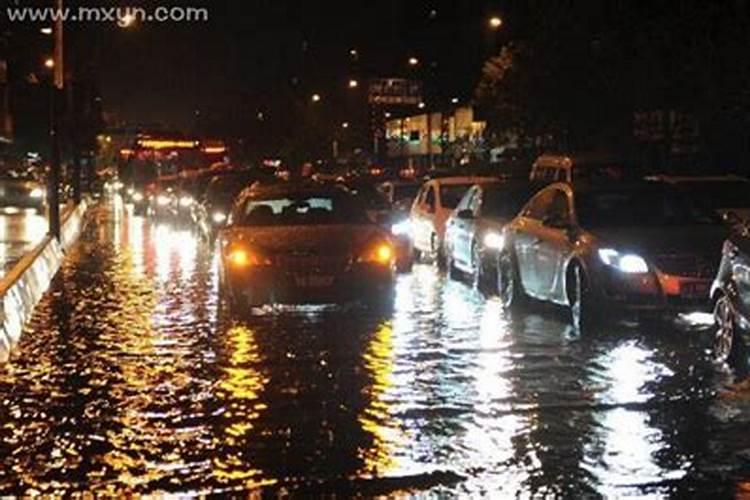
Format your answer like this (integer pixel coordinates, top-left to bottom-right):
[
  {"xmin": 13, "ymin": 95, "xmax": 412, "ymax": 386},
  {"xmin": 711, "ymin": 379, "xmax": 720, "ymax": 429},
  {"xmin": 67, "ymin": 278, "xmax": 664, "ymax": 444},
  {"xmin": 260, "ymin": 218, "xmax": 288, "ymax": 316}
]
[{"xmin": 1, "ymin": 202, "xmax": 749, "ymax": 496}]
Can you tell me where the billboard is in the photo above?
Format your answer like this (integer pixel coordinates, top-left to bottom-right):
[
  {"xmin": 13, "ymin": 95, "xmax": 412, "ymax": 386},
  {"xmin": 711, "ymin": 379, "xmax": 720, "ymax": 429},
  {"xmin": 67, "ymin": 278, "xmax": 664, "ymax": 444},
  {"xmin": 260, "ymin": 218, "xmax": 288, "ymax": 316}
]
[{"xmin": 368, "ymin": 78, "xmax": 422, "ymax": 106}]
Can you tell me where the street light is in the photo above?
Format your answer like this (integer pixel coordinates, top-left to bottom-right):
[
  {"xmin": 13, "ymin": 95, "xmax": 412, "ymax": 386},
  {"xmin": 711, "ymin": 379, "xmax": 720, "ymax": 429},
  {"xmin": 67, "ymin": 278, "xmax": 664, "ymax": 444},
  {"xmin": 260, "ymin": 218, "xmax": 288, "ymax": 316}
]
[
  {"xmin": 348, "ymin": 79, "xmax": 358, "ymax": 89},
  {"xmin": 489, "ymin": 16, "xmax": 503, "ymax": 30},
  {"xmin": 40, "ymin": 27, "xmax": 53, "ymax": 35},
  {"xmin": 44, "ymin": 57, "xmax": 55, "ymax": 69},
  {"xmin": 418, "ymin": 102, "xmax": 426, "ymax": 109},
  {"xmin": 349, "ymin": 48, "xmax": 358, "ymax": 59},
  {"xmin": 408, "ymin": 56, "xmax": 419, "ymax": 66},
  {"xmin": 311, "ymin": 93, "xmax": 321, "ymax": 103},
  {"xmin": 342, "ymin": 122, "xmax": 349, "ymax": 129},
  {"xmin": 451, "ymin": 97, "xmax": 459, "ymax": 104}
]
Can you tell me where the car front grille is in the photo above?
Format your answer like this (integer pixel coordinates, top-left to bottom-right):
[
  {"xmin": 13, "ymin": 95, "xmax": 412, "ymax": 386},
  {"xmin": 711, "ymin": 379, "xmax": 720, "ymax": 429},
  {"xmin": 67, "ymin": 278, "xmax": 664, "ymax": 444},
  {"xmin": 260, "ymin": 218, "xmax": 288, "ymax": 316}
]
[{"xmin": 653, "ymin": 254, "xmax": 718, "ymax": 279}]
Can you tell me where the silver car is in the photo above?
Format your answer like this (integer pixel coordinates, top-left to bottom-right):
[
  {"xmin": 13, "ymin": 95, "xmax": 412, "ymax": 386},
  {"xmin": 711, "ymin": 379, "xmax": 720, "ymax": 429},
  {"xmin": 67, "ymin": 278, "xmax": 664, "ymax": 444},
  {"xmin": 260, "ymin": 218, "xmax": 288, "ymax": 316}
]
[{"xmin": 498, "ymin": 181, "xmax": 728, "ymax": 329}]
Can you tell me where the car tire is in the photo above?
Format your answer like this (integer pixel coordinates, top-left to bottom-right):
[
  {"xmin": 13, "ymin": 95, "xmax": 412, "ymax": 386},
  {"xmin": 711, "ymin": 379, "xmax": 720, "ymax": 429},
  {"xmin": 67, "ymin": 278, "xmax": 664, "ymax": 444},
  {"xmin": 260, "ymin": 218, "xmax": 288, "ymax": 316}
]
[
  {"xmin": 446, "ymin": 248, "xmax": 461, "ymax": 281},
  {"xmin": 567, "ymin": 261, "xmax": 595, "ymax": 333},
  {"xmin": 713, "ymin": 293, "xmax": 747, "ymax": 369},
  {"xmin": 471, "ymin": 243, "xmax": 489, "ymax": 295},
  {"xmin": 432, "ymin": 234, "xmax": 447, "ymax": 270},
  {"xmin": 497, "ymin": 250, "xmax": 525, "ymax": 309}
]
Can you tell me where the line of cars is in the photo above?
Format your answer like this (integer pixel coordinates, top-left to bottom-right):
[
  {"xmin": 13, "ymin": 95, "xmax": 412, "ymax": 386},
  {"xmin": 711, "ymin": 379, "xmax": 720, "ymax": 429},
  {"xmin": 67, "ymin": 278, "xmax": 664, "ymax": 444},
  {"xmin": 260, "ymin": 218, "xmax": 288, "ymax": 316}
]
[
  {"xmin": 117, "ymin": 154, "xmax": 750, "ymax": 371},
  {"xmin": 398, "ymin": 154, "xmax": 750, "ymax": 369}
]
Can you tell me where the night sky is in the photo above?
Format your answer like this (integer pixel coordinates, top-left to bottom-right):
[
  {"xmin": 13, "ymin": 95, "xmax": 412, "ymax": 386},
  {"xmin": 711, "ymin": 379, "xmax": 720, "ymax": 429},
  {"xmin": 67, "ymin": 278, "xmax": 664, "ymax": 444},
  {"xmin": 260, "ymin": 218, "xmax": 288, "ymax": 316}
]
[{"xmin": 93, "ymin": 0, "xmax": 502, "ymax": 129}]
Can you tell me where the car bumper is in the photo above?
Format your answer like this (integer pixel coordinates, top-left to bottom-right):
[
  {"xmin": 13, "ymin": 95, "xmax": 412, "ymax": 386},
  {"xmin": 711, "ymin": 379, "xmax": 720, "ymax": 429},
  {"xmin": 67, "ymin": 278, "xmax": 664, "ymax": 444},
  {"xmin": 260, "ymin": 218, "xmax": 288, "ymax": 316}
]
[
  {"xmin": 592, "ymin": 269, "xmax": 714, "ymax": 317},
  {"xmin": 224, "ymin": 263, "xmax": 395, "ymax": 306}
]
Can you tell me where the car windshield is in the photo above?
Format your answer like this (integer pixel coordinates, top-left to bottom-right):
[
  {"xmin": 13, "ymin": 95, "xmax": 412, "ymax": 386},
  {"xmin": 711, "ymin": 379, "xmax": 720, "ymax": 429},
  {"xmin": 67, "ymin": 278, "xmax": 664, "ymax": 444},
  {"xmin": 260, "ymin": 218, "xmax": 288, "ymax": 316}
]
[
  {"xmin": 239, "ymin": 194, "xmax": 370, "ymax": 226},
  {"xmin": 576, "ymin": 186, "xmax": 722, "ymax": 227},
  {"xmin": 676, "ymin": 180, "xmax": 750, "ymax": 209},
  {"xmin": 482, "ymin": 187, "xmax": 535, "ymax": 218},
  {"xmin": 440, "ymin": 184, "xmax": 474, "ymax": 209}
]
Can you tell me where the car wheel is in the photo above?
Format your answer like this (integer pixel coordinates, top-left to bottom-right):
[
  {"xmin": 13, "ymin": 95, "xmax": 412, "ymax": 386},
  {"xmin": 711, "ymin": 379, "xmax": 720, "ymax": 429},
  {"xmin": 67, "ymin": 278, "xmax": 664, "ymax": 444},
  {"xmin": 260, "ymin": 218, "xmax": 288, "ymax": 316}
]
[
  {"xmin": 446, "ymin": 247, "xmax": 461, "ymax": 281},
  {"xmin": 432, "ymin": 234, "xmax": 447, "ymax": 270},
  {"xmin": 567, "ymin": 262, "xmax": 594, "ymax": 332},
  {"xmin": 471, "ymin": 243, "xmax": 487, "ymax": 294},
  {"xmin": 497, "ymin": 250, "xmax": 525, "ymax": 309},
  {"xmin": 713, "ymin": 294, "xmax": 746, "ymax": 367}
]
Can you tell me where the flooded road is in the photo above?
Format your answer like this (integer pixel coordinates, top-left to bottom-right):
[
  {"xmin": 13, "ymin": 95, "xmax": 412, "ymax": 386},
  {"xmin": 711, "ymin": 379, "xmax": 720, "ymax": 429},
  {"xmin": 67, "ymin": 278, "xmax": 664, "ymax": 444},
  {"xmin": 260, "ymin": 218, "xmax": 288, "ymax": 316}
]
[{"xmin": 2, "ymin": 201, "xmax": 750, "ymax": 497}]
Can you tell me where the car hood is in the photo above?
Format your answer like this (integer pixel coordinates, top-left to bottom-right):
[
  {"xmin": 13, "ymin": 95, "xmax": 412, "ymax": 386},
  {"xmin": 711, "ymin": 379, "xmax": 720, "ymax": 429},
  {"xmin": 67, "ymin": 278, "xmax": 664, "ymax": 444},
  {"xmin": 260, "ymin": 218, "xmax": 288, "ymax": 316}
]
[
  {"xmin": 223, "ymin": 224, "xmax": 388, "ymax": 255},
  {"xmin": 590, "ymin": 225, "xmax": 728, "ymax": 257}
]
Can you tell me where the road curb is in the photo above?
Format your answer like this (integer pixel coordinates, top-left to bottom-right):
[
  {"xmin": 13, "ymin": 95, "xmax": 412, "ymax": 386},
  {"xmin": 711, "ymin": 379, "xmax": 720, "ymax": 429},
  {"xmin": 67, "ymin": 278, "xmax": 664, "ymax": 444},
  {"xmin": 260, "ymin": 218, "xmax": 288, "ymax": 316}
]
[{"xmin": 0, "ymin": 200, "xmax": 90, "ymax": 362}]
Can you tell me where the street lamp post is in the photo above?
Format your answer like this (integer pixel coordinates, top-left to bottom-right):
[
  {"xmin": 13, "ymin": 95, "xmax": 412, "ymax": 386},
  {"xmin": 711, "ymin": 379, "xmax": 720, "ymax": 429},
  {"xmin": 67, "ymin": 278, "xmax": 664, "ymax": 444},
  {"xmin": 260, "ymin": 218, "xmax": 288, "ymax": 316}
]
[{"xmin": 48, "ymin": 0, "xmax": 64, "ymax": 240}]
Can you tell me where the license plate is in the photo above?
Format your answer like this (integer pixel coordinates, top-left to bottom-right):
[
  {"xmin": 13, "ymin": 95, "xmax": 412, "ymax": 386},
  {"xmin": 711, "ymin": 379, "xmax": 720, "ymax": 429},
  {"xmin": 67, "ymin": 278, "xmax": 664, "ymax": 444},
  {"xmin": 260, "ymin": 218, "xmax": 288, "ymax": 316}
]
[
  {"xmin": 294, "ymin": 275, "xmax": 334, "ymax": 288},
  {"xmin": 681, "ymin": 282, "xmax": 709, "ymax": 298}
]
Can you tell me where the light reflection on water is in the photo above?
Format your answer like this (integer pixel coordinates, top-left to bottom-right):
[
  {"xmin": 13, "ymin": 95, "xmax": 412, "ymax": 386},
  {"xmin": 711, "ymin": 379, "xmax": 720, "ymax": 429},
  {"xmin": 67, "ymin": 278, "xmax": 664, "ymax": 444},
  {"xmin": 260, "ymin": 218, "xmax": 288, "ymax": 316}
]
[{"xmin": 0, "ymin": 201, "xmax": 746, "ymax": 497}]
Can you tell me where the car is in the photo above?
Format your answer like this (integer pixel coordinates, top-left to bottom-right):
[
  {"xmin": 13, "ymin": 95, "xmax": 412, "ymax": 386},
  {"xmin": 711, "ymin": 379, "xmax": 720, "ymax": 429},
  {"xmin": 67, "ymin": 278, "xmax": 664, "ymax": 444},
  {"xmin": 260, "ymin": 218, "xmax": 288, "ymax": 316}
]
[
  {"xmin": 444, "ymin": 181, "xmax": 539, "ymax": 292},
  {"xmin": 652, "ymin": 175, "xmax": 750, "ymax": 227},
  {"xmin": 193, "ymin": 169, "xmax": 273, "ymax": 240},
  {"xmin": 711, "ymin": 229, "xmax": 750, "ymax": 368},
  {"xmin": 378, "ymin": 180, "xmax": 421, "ymax": 211},
  {"xmin": 148, "ymin": 176, "xmax": 181, "ymax": 221},
  {"xmin": 529, "ymin": 153, "xmax": 629, "ymax": 184},
  {"xmin": 410, "ymin": 176, "xmax": 498, "ymax": 266},
  {"xmin": 218, "ymin": 183, "xmax": 396, "ymax": 310},
  {"xmin": 0, "ymin": 173, "xmax": 46, "ymax": 213},
  {"xmin": 498, "ymin": 181, "xmax": 728, "ymax": 330}
]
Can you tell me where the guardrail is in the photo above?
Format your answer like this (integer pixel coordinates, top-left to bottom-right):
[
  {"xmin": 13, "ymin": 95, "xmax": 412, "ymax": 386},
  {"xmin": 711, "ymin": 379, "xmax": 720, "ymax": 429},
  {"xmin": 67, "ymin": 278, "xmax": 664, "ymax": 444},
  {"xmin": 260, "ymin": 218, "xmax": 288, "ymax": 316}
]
[{"xmin": 0, "ymin": 200, "xmax": 90, "ymax": 362}]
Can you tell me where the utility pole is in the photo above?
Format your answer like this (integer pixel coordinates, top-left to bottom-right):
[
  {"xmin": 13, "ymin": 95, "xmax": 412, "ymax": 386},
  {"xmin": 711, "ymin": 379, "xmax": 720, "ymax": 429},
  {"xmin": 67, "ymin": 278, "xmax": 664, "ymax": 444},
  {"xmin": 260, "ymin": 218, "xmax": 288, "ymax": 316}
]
[{"xmin": 48, "ymin": 0, "xmax": 63, "ymax": 240}]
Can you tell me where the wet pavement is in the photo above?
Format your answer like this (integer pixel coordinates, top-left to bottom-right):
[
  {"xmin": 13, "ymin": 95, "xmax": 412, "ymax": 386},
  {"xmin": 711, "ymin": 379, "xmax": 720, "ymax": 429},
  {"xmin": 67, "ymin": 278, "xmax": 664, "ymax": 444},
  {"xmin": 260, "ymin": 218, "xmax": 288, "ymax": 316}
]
[
  {"xmin": 0, "ymin": 211, "xmax": 48, "ymax": 272},
  {"xmin": 2, "ymin": 200, "xmax": 750, "ymax": 497}
]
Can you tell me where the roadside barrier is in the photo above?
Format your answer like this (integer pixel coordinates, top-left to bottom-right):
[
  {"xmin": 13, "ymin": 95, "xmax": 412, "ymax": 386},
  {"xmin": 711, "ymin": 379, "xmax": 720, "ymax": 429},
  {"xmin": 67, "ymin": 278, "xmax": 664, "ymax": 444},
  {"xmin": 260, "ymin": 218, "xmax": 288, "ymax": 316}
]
[{"xmin": 0, "ymin": 201, "xmax": 90, "ymax": 362}]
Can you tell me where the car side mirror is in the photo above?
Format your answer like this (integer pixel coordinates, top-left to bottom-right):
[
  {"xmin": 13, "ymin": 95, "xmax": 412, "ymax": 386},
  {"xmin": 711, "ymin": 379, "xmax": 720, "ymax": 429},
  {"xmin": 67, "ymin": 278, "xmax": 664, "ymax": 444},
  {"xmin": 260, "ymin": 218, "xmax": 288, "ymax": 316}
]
[{"xmin": 457, "ymin": 209, "xmax": 474, "ymax": 220}]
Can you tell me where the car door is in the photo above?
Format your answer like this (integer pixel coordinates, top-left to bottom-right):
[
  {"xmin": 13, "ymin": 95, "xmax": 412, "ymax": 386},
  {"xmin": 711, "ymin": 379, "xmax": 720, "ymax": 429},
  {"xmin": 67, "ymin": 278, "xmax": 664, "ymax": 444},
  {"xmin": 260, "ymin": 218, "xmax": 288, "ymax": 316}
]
[
  {"xmin": 411, "ymin": 183, "xmax": 436, "ymax": 252},
  {"xmin": 534, "ymin": 187, "xmax": 575, "ymax": 302},
  {"xmin": 512, "ymin": 189, "xmax": 557, "ymax": 297},
  {"xmin": 450, "ymin": 187, "xmax": 477, "ymax": 267}
]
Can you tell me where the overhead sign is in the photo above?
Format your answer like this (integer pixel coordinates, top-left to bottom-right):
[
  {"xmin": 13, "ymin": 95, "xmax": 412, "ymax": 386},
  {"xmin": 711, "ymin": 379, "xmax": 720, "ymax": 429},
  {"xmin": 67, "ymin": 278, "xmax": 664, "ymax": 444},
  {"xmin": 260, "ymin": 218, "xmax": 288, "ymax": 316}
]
[{"xmin": 368, "ymin": 78, "xmax": 422, "ymax": 106}]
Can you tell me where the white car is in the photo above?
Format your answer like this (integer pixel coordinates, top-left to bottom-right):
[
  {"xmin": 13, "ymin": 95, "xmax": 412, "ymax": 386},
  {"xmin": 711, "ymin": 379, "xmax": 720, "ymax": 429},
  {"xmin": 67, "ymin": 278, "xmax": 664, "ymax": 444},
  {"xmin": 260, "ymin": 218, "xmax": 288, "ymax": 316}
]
[{"xmin": 410, "ymin": 176, "xmax": 498, "ymax": 265}]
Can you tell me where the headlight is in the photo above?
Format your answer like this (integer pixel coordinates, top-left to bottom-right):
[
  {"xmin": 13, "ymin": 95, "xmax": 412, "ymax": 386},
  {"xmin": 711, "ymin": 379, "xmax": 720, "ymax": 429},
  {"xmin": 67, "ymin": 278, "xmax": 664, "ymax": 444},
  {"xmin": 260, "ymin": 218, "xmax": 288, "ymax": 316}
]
[
  {"xmin": 127, "ymin": 187, "xmax": 135, "ymax": 196},
  {"xmin": 132, "ymin": 192, "xmax": 144, "ymax": 202},
  {"xmin": 483, "ymin": 231, "xmax": 505, "ymax": 250},
  {"xmin": 598, "ymin": 248, "xmax": 649, "ymax": 274},
  {"xmin": 212, "ymin": 211, "xmax": 227, "ymax": 224},
  {"xmin": 358, "ymin": 241, "xmax": 395, "ymax": 265},
  {"xmin": 29, "ymin": 187, "xmax": 44, "ymax": 199},
  {"xmin": 391, "ymin": 219, "xmax": 411, "ymax": 237},
  {"xmin": 179, "ymin": 196, "xmax": 194, "ymax": 208},
  {"xmin": 157, "ymin": 195, "xmax": 171, "ymax": 206},
  {"xmin": 113, "ymin": 181, "xmax": 124, "ymax": 190}
]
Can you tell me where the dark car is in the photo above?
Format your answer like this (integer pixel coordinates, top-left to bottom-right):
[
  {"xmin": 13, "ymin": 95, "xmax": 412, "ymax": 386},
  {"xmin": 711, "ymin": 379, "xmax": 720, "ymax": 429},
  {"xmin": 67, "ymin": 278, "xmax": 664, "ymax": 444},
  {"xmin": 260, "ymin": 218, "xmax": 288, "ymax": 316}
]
[
  {"xmin": 218, "ymin": 183, "xmax": 395, "ymax": 310},
  {"xmin": 498, "ymin": 181, "xmax": 727, "ymax": 329},
  {"xmin": 654, "ymin": 175, "xmax": 750, "ymax": 228},
  {"xmin": 444, "ymin": 181, "xmax": 538, "ymax": 292},
  {"xmin": 711, "ymin": 229, "xmax": 750, "ymax": 368},
  {"xmin": 0, "ymin": 174, "xmax": 46, "ymax": 213},
  {"xmin": 194, "ymin": 169, "xmax": 272, "ymax": 240}
]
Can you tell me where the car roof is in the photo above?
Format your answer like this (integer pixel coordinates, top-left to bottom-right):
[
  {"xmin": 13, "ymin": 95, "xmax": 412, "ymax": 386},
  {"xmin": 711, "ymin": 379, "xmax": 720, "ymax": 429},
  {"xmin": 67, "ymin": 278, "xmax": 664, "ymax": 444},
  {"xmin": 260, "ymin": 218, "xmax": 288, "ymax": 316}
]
[
  {"xmin": 426, "ymin": 176, "xmax": 500, "ymax": 186},
  {"xmin": 239, "ymin": 181, "xmax": 351, "ymax": 200},
  {"xmin": 534, "ymin": 153, "xmax": 625, "ymax": 167},
  {"xmin": 648, "ymin": 174, "xmax": 750, "ymax": 183},
  {"xmin": 564, "ymin": 179, "xmax": 675, "ymax": 195}
]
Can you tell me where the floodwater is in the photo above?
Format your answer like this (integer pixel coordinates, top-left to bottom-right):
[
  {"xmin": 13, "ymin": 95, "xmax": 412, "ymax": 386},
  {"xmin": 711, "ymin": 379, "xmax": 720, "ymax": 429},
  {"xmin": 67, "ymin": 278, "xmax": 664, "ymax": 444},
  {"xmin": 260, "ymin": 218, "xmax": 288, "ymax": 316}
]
[{"xmin": 2, "ymin": 200, "xmax": 750, "ymax": 497}]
